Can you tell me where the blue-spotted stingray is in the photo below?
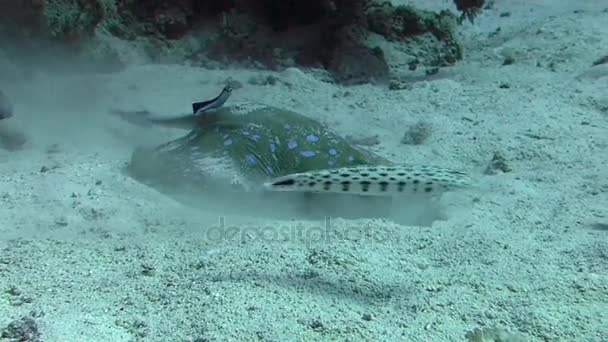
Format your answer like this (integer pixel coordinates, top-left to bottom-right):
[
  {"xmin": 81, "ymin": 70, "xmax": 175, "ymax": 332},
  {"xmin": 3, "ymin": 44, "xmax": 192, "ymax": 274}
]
[{"xmin": 114, "ymin": 86, "xmax": 472, "ymax": 221}]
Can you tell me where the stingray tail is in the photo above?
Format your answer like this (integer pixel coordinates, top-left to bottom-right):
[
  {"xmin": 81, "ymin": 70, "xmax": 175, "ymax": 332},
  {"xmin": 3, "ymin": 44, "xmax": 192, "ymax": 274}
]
[{"xmin": 263, "ymin": 164, "xmax": 473, "ymax": 196}]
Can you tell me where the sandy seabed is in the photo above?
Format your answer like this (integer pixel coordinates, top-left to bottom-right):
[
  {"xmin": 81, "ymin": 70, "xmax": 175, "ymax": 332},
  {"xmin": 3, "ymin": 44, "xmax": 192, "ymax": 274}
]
[{"xmin": 1, "ymin": 1, "xmax": 607, "ymax": 341}]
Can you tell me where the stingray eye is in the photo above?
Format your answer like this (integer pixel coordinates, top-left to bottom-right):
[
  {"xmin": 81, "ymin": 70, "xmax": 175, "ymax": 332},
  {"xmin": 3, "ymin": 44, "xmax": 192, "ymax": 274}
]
[{"xmin": 224, "ymin": 86, "xmax": 233, "ymax": 93}]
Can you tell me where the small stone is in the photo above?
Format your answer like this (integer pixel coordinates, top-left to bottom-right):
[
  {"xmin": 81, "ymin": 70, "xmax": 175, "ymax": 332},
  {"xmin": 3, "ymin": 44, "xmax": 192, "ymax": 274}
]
[
  {"xmin": 485, "ymin": 152, "xmax": 512, "ymax": 175},
  {"xmin": 401, "ymin": 121, "xmax": 432, "ymax": 145},
  {"xmin": 425, "ymin": 68, "xmax": 440, "ymax": 76},
  {"xmin": 6, "ymin": 286, "xmax": 21, "ymax": 296},
  {"xmin": 1, "ymin": 317, "xmax": 41, "ymax": 342},
  {"xmin": 388, "ymin": 79, "xmax": 412, "ymax": 91},
  {"xmin": 141, "ymin": 264, "xmax": 155, "ymax": 276},
  {"xmin": 502, "ymin": 56, "xmax": 515, "ymax": 65},
  {"xmin": 55, "ymin": 216, "xmax": 68, "ymax": 227}
]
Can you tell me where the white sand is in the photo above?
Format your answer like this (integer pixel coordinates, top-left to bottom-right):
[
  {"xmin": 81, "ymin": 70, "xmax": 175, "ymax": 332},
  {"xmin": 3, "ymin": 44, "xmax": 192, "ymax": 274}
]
[{"xmin": 1, "ymin": 1, "xmax": 607, "ymax": 341}]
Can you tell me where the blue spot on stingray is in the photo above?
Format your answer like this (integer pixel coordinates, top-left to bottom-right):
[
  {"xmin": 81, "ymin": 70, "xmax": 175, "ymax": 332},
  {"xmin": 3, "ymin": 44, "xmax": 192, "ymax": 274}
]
[
  {"xmin": 288, "ymin": 140, "xmax": 298, "ymax": 149},
  {"xmin": 300, "ymin": 150, "xmax": 316, "ymax": 158},
  {"xmin": 328, "ymin": 148, "xmax": 338, "ymax": 156},
  {"xmin": 224, "ymin": 139, "xmax": 233, "ymax": 146},
  {"xmin": 248, "ymin": 134, "xmax": 261, "ymax": 142},
  {"xmin": 245, "ymin": 154, "xmax": 257, "ymax": 165},
  {"xmin": 306, "ymin": 134, "xmax": 319, "ymax": 142},
  {"xmin": 270, "ymin": 143, "xmax": 277, "ymax": 153},
  {"xmin": 348, "ymin": 156, "xmax": 355, "ymax": 162},
  {"xmin": 242, "ymin": 131, "xmax": 250, "ymax": 136}
]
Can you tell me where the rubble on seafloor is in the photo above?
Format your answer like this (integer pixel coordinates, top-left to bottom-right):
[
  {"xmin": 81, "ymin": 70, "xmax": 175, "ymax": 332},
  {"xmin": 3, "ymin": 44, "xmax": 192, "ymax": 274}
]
[{"xmin": 0, "ymin": 0, "xmax": 484, "ymax": 84}]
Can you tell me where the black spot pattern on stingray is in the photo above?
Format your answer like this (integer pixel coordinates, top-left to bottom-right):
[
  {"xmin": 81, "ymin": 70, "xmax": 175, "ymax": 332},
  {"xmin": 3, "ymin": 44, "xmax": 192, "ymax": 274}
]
[
  {"xmin": 360, "ymin": 181, "xmax": 371, "ymax": 192},
  {"xmin": 379, "ymin": 181, "xmax": 389, "ymax": 192},
  {"xmin": 397, "ymin": 181, "xmax": 406, "ymax": 192},
  {"xmin": 412, "ymin": 179, "xmax": 419, "ymax": 184},
  {"xmin": 323, "ymin": 181, "xmax": 332, "ymax": 191},
  {"xmin": 341, "ymin": 181, "xmax": 350, "ymax": 192},
  {"xmin": 379, "ymin": 173, "xmax": 388, "ymax": 177},
  {"xmin": 308, "ymin": 181, "xmax": 317, "ymax": 187},
  {"xmin": 340, "ymin": 173, "xmax": 351, "ymax": 177},
  {"xmin": 397, "ymin": 172, "xmax": 406, "ymax": 176},
  {"xmin": 275, "ymin": 178, "xmax": 296, "ymax": 186},
  {"xmin": 424, "ymin": 187, "xmax": 433, "ymax": 193}
]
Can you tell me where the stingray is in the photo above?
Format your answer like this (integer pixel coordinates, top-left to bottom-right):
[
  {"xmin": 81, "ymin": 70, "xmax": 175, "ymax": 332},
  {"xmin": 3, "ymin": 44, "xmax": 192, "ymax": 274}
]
[{"xmin": 112, "ymin": 86, "xmax": 472, "ymax": 221}]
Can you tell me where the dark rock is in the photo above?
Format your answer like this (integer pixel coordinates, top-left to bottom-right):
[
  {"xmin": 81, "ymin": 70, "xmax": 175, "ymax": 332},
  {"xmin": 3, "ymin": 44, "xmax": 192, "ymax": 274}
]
[
  {"xmin": 366, "ymin": 2, "xmax": 462, "ymax": 67},
  {"xmin": 401, "ymin": 122, "xmax": 432, "ymax": 145},
  {"xmin": 1, "ymin": 316, "xmax": 42, "ymax": 342},
  {"xmin": 325, "ymin": 44, "xmax": 389, "ymax": 85},
  {"xmin": 0, "ymin": 0, "xmax": 103, "ymax": 43},
  {"xmin": 0, "ymin": 0, "xmax": 468, "ymax": 86},
  {"xmin": 485, "ymin": 152, "xmax": 512, "ymax": 175},
  {"xmin": 453, "ymin": 0, "xmax": 485, "ymax": 23}
]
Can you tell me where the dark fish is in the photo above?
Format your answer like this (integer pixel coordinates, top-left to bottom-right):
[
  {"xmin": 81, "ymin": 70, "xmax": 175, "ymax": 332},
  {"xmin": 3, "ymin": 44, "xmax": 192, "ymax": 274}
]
[{"xmin": 192, "ymin": 86, "xmax": 233, "ymax": 115}]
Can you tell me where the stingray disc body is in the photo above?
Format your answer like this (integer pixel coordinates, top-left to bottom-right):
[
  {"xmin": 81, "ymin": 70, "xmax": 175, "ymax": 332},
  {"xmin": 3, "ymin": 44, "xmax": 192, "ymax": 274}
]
[{"xmin": 127, "ymin": 103, "xmax": 389, "ymax": 194}]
